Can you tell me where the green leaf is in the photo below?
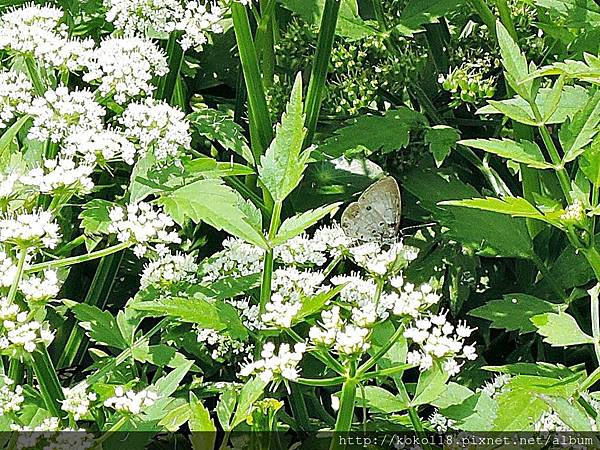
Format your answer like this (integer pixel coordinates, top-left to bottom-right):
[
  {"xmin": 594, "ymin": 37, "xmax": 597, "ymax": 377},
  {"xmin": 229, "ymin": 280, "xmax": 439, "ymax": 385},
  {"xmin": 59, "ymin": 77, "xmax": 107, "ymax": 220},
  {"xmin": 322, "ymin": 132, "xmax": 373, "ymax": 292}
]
[
  {"xmin": 412, "ymin": 362, "xmax": 449, "ymax": 406},
  {"xmin": 132, "ymin": 343, "xmax": 193, "ymax": 369},
  {"xmin": 0, "ymin": 115, "xmax": 30, "ymax": 158},
  {"xmin": 158, "ymin": 178, "xmax": 268, "ymax": 249},
  {"xmin": 425, "ymin": 125, "xmax": 460, "ymax": 167},
  {"xmin": 259, "ymin": 74, "xmax": 309, "ymax": 203},
  {"xmin": 215, "ymin": 302, "xmax": 248, "ymax": 341},
  {"xmin": 295, "ymin": 283, "xmax": 346, "ymax": 322},
  {"xmin": 369, "ymin": 321, "xmax": 407, "ymax": 369},
  {"xmin": 189, "ymin": 399, "xmax": 216, "ymax": 450},
  {"xmin": 479, "ymin": 86, "xmax": 589, "ymax": 125},
  {"xmin": 493, "ymin": 386, "xmax": 549, "ymax": 430},
  {"xmin": 197, "ymin": 273, "xmax": 261, "ymax": 300},
  {"xmin": 317, "ymin": 108, "xmax": 427, "ymax": 158},
  {"xmin": 559, "ymin": 91, "xmax": 600, "ymax": 162},
  {"xmin": 531, "ymin": 313, "xmax": 595, "ymax": 346},
  {"xmin": 403, "ymin": 169, "xmax": 534, "ymax": 258},
  {"xmin": 581, "ymin": 135, "xmax": 600, "ymax": 186},
  {"xmin": 469, "ymin": 294, "xmax": 561, "ymax": 334},
  {"xmin": 230, "ymin": 377, "xmax": 267, "ymax": 430},
  {"xmin": 548, "ymin": 243, "xmax": 595, "ymax": 289},
  {"xmin": 440, "ymin": 196, "xmax": 548, "ymax": 222},
  {"xmin": 72, "ymin": 304, "xmax": 128, "ymax": 350},
  {"xmin": 355, "ymin": 386, "xmax": 407, "ymax": 413},
  {"xmin": 431, "ymin": 382, "xmax": 474, "ymax": 409},
  {"xmin": 188, "ymin": 108, "xmax": 254, "ymax": 164},
  {"xmin": 496, "ymin": 21, "xmax": 531, "ymax": 99},
  {"xmin": 459, "ymin": 138, "xmax": 552, "ymax": 169},
  {"xmin": 158, "ymin": 403, "xmax": 192, "ymax": 432},
  {"xmin": 442, "ymin": 392, "xmax": 497, "ymax": 431},
  {"xmin": 540, "ymin": 395, "xmax": 593, "ymax": 431},
  {"xmin": 217, "ymin": 388, "xmax": 237, "ymax": 431},
  {"xmin": 396, "ymin": 0, "xmax": 466, "ymax": 34},
  {"xmin": 483, "ymin": 100, "xmax": 537, "ymax": 125},
  {"xmin": 532, "ymin": 0, "xmax": 600, "ymax": 27},
  {"xmin": 79, "ymin": 199, "xmax": 115, "ymax": 236},
  {"xmin": 270, "ymin": 203, "xmax": 341, "ymax": 246},
  {"xmin": 153, "ymin": 360, "xmax": 193, "ymax": 397}
]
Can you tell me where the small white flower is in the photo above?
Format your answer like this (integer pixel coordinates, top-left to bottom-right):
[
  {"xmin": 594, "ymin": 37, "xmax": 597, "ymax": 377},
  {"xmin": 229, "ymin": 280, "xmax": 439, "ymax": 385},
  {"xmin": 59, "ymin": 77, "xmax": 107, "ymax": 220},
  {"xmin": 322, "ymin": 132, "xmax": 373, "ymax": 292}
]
[
  {"xmin": 140, "ymin": 251, "xmax": 198, "ymax": 289},
  {"xmin": 83, "ymin": 36, "xmax": 168, "ymax": 104},
  {"xmin": 104, "ymin": 386, "xmax": 158, "ymax": 414},
  {"xmin": 0, "ymin": 70, "xmax": 33, "ymax": 128},
  {"xmin": 239, "ymin": 341, "xmax": 305, "ymax": 382},
  {"xmin": 19, "ymin": 269, "xmax": 60, "ymax": 301},
  {"xmin": 62, "ymin": 384, "xmax": 97, "ymax": 420},
  {"xmin": 0, "ymin": 209, "xmax": 61, "ymax": 249},
  {"xmin": 119, "ymin": 98, "xmax": 191, "ymax": 160}
]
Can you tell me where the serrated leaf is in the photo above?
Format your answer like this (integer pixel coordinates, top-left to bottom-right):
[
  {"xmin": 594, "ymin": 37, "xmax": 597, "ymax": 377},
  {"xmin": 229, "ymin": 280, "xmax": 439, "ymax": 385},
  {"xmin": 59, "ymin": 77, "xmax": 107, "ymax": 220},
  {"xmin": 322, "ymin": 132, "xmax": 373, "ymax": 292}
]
[
  {"xmin": 440, "ymin": 196, "xmax": 548, "ymax": 222},
  {"xmin": 496, "ymin": 21, "xmax": 532, "ymax": 99},
  {"xmin": 581, "ymin": 135, "xmax": 600, "ymax": 185},
  {"xmin": 540, "ymin": 395, "xmax": 593, "ymax": 431},
  {"xmin": 295, "ymin": 283, "xmax": 346, "ymax": 322},
  {"xmin": 493, "ymin": 385, "xmax": 549, "ymax": 430},
  {"xmin": 190, "ymin": 399, "xmax": 216, "ymax": 450},
  {"xmin": 412, "ymin": 362, "xmax": 449, "ymax": 406},
  {"xmin": 158, "ymin": 178, "xmax": 268, "ymax": 249},
  {"xmin": 533, "ymin": 0, "xmax": 600, "ymax": 27},
  {"xmin": 158, "ymin": 403, "xmax": 192, "ymax": 432},
  {"xmin": 259, "ymin": 74, "xmax": 309, "ymax": 203},
  {"xmin": 79, "ymin": 199, "xmax": 115, "ymax": 236},
  {"xmin": 469, "ymin": 294, "xmax": 560, "ymax": 333},
  {"xmin": 425, "ymin": 125, "xmax": 460, "ymax": 167},
  {"xmin": 230, "ymin": 377, "xmax": 267, "ymax": 430},
  {"xmin": 355, "ymin": 386, "xmax": 407, "ymax": 413},
  {"xmin": 395, "ymin": 0, "xmax": 466, "ymax": 33},
  {"xmin": 483, "ymin": 100, "xmax": 537, "ymax": 125},
  {"xmin": 188, "ymin": 108, "xmax": 254, "ymax": 164},
  {"xmin": 132, "ymin": 343, "xmax": 193, "ymax": 369},
  {"xmin": 479, "ymin": 85, "xmax": 589, "ymax": 125},
  {"xmin": 153, "ymin": 360, "xmax": 193, "ymax": 397},
  {"xmin": 317, "ymin": 108, "xmax": 426, "ymax": 158},
  {"xmin": 72, "ymin": 304, "xmax": 127, "ymax": 350},
  {"xmin": 0, "ymin": 115, "xmax": 30, "ymax": 158},
  {"xmin": 531, "ymin": 313, "xmax": 595, "ymax": 346},
  {"xmin": 559, "ymin": 91, "xmax": 600, "ymax": 162},
  {"xmin": 460, "ymin": 138, "xmax": 552, "ymax": 169},
  {"xmin": 270, "ymin": 203, "xmax": 341, "ymax": 246}
]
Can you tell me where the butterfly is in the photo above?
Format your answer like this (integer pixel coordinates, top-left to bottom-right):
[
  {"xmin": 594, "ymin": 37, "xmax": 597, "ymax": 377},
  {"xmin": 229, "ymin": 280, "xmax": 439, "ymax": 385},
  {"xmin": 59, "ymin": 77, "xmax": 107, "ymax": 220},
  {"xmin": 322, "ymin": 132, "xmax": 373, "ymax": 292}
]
[{"xmin": 341, "ymin": 176, "xmax": 401, "ymax": 243}]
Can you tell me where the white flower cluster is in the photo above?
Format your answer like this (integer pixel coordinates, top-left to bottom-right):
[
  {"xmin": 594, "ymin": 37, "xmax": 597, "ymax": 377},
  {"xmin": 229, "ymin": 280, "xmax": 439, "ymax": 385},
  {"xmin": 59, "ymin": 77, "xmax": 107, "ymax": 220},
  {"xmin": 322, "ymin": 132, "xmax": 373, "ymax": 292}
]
[
  {"xmin": 27, "ymin": 87, "xmax": 105, "ymax": 143},
  {"xmin": 349, "ymin": 241, "xmax": 418, "ymax": 276},
  {"xmin": 20, "ymin": 158, "xmax": 94, "ymax": 195},
  {"xmin": 0, "ymin": 70, "xmax": 33, "ymax": 128},
  {"xmin": 104, "ymin": 386, "xmax": 158, "ymax": 414},
  {"xmin": 202, "ymin": 237, "xmax": 264, "ymax": 283},
  {"xmin": 228, "ymin": 297, "xmax": 262, "ymax": 331},
  {"xmin": 275, "ymin": 233, "xmax": 328, "ymax": 266},
  {"xmin": 62, "ymin": 129, "xmax": 137, "ymax": 165},
  {"xmin": 262, "ymin": 268, "xmax": 326, "ymax": 328},
  {"xmin": 0, "ymin": 297, "xmax": 54, "ymax": 353},
  {"xmin": 62, "ymin": 384, "xmax": 97, "ymax": 420},
  {"xmin": 0, "ymin": 210, "xmax": 61, "ymax": 249},
  {"xmin": 0, "ymin": 173, "xmax": 19, "ymax": 200},
  {"xmin": 140, "ymin": 251, "xmax": 198, "ymax": 289},
  {"xmin": 405, "ymin": 312, "xmax": 476, "ymax": 375},
  {"xmin": 108, "ymin": 202, "xmax": 180, "ymax": 257},
  {"xmin": 0, "ymin": 251, "xmax": 18, "ymax": 287},
  {"xmin": 561, "ymin": 199, "xmax": 586, "ymax": 223},
  {"xmin": 0, "ymin": 4, "xmax": 94, "ymax": 71},
  {"xmin": 19, "ymin": 270, "xmax": 60, "ymax": 301},
  {"xmin": 197, "ymin": 328, "xmax": 249, "ymax": 360},
  {"xmin": 429, "ymin": 410, "xmax": 455, "ymax": 433},
  {"xmin": 104, "ymin": 0, "xmax": 224, "ymax": 50},
  {"xmin": 239, "ymin": 342, "xmax": 306, "ymax": 383},
  {"xmin": 119, "ymin": 98, "xmax": 191, "ymax": 160},
  {"xmin": 479, "ymin": 373, "xmax": 511, "ymax": 398},
  {"xmin": 0, "ymin": 376, "xmax": 24, "ymax": 414},
  {"xmin": 83, "ymin": 36, "xmax": 168, "ymax": 104},
  {"xmin": 389, "ymin": 276, "xmax": 441, "ymax": 318},
  {"xmin": 310, "ymin": 306, "xmax": 371, "ymax": 356}
]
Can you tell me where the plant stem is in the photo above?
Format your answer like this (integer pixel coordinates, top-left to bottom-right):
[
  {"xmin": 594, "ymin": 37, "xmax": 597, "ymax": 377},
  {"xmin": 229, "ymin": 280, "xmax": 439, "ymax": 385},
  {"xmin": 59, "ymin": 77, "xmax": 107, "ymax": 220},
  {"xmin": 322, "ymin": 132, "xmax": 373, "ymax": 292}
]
[
  {"xmin": 231, "ymin": 3, "xmax": 273, "ymax": 158},
  {"xmin": 296, "ymin": 376, "xmax": 345, "ymax": 387},
  {"xmin": 590, "ymin": 284, "xmax": 600, "ymax": 364},
  {"xmin": 256, "ymin": 0, "xmax": 277, "ymax": 87},
  {"xmin": 7, "ymin": 247, "xmax": 28, "ymax": 305},
  {"xmin": 330, "ymin": 376, "xmax": 357, "ymax": 450},
  {"xmin": 25, "ymin": 241, "xmax": 131, "ymax": 273},
  {"xmin": 304, "ymin": 0, "xmax": 341, "ymax": 146},
  {"xmin": 357, "ymin": 323, "xmax": 404, "ymax": 376},
  {"xmin": 359, "ymin": 363, "xmax": 414, "ymax": 381},
  {"xmin": 259, "ymin": 201, "xmax": 281, "ymax": 314},
  {"xmin": 24, "ymin": 57, "xmax": 45, "ymax": 95},
  {"xmin": 531, "ymin": 253, "xmax": 567, "ymax": 302},
  {"xmin": 469, "ymin": 0, "xmax": 497, "ymax": 35}
]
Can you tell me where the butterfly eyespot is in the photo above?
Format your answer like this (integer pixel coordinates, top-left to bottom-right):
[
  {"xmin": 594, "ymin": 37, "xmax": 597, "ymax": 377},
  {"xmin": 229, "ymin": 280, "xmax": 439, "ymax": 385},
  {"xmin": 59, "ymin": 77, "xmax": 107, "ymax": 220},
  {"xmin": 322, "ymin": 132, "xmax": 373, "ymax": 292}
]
[{"xmin": 366, "ymin": 205, "xmax": 372, "ymax": 211}]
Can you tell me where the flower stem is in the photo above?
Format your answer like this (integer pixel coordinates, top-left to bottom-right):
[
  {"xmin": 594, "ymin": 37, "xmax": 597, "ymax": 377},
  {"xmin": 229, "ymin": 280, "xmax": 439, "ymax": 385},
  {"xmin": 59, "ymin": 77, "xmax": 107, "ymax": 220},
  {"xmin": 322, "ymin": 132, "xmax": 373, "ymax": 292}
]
[
  {"xmin": 330, "ymin": 376, "xmax": 357, "ymax": 450},
  {"xmin": 156, "ymin": 31, "xmax": 185, "ymax": 103},
  {"xmin": 25, "ymin": 241, "xmax": 131, "ymax": 273},
  {"xmin": 357, "ymin": 323, "xmax": 405, "ymax": 376},
  {"xmin": 7, "ymin": 246, "xmax": 28, "ymax": 305},
  {"xmin": 590, "ymin": 284, "xmax": 600, "ymax": 364},
  {"xmin": 259, "ymin": 201, "xmax": 282, "ymax": 314}
]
